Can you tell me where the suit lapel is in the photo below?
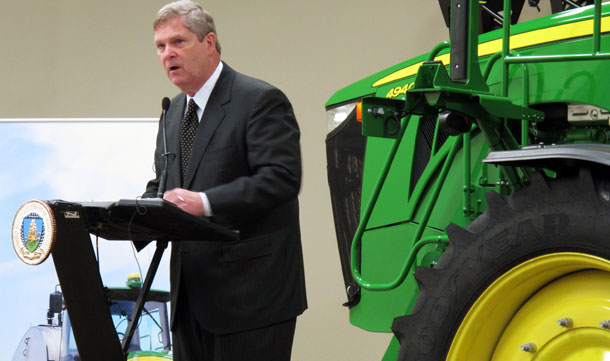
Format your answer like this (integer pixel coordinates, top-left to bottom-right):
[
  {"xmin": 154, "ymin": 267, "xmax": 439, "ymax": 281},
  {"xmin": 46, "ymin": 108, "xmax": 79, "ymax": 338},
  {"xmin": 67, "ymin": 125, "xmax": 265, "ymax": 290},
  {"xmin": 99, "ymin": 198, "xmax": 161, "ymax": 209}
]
[{"xmin": 183, "ymin": 64, "xmax": 235, "ymax": 189}]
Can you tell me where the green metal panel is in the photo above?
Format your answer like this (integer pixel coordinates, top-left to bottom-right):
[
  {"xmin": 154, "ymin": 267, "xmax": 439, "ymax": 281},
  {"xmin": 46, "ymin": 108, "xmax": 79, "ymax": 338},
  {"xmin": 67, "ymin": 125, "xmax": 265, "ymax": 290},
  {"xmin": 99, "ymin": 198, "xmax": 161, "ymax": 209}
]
[
  {"xmin": 360, "ymin": 117, "xmax": 419, "ymax": 229},
  {"xmin": 485, "ymin": 37, "xmax": 610, "ymax": 108},
  {"xmin": 381, "ymin": 337, "xmax": 401, "ymax": 361},
  {"xmin": 353, "ymin": 223, "xmax": 443, "ymax": 331},
  {"xmin": 416, "ymin": 131, "xmax": 493, "ymax": 230},
  {"xmin": 352, "ymin": 128, "xmax": 502, "ymax": 331}
]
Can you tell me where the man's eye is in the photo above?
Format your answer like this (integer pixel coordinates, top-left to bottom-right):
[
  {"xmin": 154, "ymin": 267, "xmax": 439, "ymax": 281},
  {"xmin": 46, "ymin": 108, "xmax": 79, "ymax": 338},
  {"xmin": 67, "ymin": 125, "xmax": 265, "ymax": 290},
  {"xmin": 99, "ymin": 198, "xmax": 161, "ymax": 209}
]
[{"xmin": 157, "ymin": 44, "xmax": 165, "ymax": 51}]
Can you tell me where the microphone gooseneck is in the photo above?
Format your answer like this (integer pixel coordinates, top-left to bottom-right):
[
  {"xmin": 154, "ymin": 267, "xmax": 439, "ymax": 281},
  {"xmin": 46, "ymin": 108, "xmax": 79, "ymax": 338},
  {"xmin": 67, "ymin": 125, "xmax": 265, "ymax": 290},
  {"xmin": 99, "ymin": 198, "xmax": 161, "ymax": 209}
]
[{"xmin": 157, "ymin": 97, "xmax": 173, "ymax": 198}]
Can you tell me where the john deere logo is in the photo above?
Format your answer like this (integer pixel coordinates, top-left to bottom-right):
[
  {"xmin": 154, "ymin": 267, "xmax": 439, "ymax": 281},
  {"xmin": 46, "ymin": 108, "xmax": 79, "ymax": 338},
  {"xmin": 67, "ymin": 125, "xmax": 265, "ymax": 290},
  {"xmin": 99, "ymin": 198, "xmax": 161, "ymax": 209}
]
[{"xmin": 12, "ymin": 200, "xmax": 56, "ymax": 265}]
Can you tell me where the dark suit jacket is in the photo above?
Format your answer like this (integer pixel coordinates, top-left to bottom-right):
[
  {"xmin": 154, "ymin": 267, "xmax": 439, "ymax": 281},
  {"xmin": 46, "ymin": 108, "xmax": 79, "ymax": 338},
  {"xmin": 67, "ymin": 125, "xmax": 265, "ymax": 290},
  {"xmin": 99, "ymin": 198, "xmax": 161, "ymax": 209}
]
[{"xmin": 144, "ymin": 63, "xmax": 307, "ymax": 334}]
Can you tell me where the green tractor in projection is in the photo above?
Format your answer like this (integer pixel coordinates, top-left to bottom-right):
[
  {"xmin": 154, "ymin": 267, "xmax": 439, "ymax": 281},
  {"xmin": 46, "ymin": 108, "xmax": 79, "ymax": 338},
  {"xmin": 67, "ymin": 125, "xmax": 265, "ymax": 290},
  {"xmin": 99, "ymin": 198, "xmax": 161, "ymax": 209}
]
[
  {"xmin": 325, "ymin": 0, "xmax": 610, "ymax": 360},
  {"xmin": 12, "ymin": 274, "xmax": 172, "ymax": 361}
]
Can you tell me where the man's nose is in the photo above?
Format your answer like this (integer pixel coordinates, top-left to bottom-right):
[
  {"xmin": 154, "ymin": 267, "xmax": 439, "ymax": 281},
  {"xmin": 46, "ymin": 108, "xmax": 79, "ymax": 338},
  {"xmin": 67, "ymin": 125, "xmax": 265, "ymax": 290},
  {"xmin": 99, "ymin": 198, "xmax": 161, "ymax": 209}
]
[{"xmin": 160, "ymin": 46, "xmax": 176, "ymax": 60}]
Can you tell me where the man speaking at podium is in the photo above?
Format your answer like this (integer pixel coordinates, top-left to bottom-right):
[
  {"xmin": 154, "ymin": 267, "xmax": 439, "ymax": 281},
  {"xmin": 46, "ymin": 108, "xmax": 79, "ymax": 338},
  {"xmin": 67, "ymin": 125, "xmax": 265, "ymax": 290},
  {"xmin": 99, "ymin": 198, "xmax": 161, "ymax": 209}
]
[{"xmin": 143, "ymin": 1, "xmax": 307, "ymax": 360}]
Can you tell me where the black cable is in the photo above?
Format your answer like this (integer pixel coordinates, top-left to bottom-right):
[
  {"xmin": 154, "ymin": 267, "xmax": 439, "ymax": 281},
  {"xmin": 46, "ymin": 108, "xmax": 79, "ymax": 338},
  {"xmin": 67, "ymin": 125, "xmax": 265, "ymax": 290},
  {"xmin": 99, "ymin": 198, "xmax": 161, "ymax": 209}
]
[
  {"xmin": 134, "ymin": 196, "xmax": 147, "ymax": 216},
  {"xmin": 130, "ymin": 242, "xmax": 143, "ymax": 282},
  {"xmin": 128, "ymin": 197, "xmax": 145, "ymax": 280},
  {"xmin": 95, "ymin": 229, "xmax": 100, "ymax": 271},
  {"xmin": 142, "ymin": 306, "xmax": 164, "ymax": 331}
]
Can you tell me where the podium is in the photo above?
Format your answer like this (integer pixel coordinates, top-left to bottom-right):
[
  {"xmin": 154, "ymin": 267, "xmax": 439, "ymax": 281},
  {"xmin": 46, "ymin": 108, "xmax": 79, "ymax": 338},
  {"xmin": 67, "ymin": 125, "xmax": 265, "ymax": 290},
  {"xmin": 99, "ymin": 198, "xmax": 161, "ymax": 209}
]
[{"xmin": 45, "ymin": 198, "xmax": 238, "ymax": 361}]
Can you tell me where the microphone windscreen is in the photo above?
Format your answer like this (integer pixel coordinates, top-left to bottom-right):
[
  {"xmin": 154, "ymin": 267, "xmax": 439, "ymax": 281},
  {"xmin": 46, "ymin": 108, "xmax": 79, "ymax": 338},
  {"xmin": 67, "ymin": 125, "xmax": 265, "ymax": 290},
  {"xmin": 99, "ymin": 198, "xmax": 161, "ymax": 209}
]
[{"xmin": 162, "ymin": 97, "xmax": 171, "ymax": 111}]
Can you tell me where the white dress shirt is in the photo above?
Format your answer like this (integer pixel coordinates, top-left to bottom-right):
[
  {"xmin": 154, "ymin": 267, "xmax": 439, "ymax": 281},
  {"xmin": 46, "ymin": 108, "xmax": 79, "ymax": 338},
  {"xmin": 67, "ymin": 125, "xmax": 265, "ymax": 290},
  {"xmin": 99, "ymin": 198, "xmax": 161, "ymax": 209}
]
[{"xmin": 185, "ymin": 61, "xmax": 223, "ymax": 217}]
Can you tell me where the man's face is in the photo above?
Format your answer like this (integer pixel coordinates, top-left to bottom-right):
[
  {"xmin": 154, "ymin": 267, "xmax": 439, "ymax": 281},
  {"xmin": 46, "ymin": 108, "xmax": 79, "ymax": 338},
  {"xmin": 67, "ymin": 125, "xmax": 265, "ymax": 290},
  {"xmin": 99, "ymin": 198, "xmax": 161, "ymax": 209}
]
[{"xmin": 154, "ymin": 17, "xmax": 218, "ymax": 96}]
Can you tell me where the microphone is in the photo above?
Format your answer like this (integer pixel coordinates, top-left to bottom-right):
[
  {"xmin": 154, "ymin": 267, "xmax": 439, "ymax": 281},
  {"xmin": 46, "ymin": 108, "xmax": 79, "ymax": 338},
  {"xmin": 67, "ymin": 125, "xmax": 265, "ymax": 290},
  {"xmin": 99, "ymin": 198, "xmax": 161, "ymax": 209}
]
[
  {"xmin": 162, "ymin": 97, "xmax": 171, "ymax": 112},
  {"xmin": 156, "ymin": 97, "xmax": 173, "ymax": 198}
]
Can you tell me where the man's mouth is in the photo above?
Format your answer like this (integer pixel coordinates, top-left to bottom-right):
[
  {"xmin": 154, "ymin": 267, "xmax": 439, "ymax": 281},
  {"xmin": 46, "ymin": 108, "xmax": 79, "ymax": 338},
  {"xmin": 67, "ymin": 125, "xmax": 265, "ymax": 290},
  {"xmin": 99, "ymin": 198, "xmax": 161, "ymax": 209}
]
[{"xmin": 169, "ymin": 65, "xmax": 180, "ymax": 72}]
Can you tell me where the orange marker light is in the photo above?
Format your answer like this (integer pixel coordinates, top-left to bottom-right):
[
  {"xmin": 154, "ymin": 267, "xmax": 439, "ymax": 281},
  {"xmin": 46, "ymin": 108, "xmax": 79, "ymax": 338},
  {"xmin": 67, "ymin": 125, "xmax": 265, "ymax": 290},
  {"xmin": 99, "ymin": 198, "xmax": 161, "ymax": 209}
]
[{"xmin": 356, "ymin": 102, "xmax": 363, "ymax": 123}]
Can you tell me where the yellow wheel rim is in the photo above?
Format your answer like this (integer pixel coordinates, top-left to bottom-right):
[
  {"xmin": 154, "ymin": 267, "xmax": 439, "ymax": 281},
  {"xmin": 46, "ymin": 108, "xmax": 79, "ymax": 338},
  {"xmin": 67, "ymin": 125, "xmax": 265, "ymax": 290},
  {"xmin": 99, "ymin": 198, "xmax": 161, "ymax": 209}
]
[{"xmin": 446, "ymin": 253, "xmax": 610, "ymax": 361}]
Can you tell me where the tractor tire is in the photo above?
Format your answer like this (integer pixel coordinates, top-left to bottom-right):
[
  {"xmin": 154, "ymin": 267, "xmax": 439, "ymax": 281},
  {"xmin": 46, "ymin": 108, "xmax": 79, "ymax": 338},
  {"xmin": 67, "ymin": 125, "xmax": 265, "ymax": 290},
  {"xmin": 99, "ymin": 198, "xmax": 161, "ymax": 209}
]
[{"xmin": 392, "ymin": 167, "xmax": 610, "ymax": 361}]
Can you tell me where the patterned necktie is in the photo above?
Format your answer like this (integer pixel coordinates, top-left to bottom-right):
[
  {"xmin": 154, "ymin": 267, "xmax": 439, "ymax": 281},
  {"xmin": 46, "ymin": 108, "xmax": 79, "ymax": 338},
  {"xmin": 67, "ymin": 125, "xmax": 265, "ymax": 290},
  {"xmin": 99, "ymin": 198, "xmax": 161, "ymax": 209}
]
[{"xmin": 179, "ymin": 98, "xmax": 199, "ymax": 181}]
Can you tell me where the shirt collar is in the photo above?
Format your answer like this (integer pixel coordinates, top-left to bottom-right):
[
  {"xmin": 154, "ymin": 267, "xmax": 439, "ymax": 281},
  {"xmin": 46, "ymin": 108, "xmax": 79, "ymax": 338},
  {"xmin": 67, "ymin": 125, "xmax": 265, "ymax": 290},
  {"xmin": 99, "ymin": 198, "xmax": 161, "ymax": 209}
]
[{"xmin": 185, "ymin": 61, "xmax": 224, "ymax": 121}]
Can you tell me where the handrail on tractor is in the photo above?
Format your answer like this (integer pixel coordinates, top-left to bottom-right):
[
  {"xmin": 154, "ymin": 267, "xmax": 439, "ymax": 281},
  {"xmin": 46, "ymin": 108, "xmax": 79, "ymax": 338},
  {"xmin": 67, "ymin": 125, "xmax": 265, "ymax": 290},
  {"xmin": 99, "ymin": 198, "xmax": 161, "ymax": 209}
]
[{"xmin": 503, "ymin": 1, "xmax": 610, "ymax": 64}]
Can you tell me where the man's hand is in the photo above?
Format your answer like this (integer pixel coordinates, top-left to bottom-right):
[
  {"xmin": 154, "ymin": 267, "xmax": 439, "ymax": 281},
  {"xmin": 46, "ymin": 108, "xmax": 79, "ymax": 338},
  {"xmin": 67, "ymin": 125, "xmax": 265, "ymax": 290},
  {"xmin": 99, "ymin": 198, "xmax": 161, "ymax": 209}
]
[{"xmin": 163, "ymin": 188, "xmax": 205, "ymax": 216}]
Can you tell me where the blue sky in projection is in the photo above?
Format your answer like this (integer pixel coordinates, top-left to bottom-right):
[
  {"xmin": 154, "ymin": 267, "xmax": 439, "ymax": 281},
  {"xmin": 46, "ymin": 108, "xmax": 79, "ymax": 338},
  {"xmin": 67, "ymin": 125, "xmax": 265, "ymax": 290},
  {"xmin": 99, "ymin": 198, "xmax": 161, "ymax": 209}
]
[{"xmin": 1, "ymin": 122, "xmax": 170, "ymax": 358}]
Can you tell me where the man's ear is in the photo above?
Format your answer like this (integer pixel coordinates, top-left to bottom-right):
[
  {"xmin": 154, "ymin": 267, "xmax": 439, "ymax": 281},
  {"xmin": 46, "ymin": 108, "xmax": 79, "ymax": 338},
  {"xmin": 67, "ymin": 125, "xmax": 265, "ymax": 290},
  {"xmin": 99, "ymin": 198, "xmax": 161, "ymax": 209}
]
[{"xmin": 204, "ymin": 32, "xmax": 217, "ymax": 53}]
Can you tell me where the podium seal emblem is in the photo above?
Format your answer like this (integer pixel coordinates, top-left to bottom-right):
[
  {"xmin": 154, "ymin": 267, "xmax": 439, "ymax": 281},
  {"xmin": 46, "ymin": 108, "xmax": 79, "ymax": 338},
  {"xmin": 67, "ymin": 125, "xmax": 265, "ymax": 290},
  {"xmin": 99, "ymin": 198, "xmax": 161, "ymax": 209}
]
[{"xmin": 12, "ymin": 200, "xmax": 56, "ymax": 265}]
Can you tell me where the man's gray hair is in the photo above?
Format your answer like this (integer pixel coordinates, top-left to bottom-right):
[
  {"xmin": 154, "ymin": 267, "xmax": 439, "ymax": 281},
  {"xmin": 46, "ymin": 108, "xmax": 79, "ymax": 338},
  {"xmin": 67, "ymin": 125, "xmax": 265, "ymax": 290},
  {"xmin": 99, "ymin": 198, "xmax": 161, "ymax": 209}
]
[{"xmin": 154, "ymin": 0, "xmax": 221, "ymax": 54}]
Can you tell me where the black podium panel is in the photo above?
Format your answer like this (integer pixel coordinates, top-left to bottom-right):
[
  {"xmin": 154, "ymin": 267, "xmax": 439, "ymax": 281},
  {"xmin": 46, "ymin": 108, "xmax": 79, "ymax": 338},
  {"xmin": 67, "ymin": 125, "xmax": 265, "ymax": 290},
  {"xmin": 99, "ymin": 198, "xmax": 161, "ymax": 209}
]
[
  {"xmin": 45, "ymin": 199, "xmax": 238, "ymax": 361},
  {"xmin": 50, "ymin": 201, "xmax": 125, "ymax": 361},
  {"xmin": 79, "ymin": 198, "xmax": 238, "ymax": 242}
]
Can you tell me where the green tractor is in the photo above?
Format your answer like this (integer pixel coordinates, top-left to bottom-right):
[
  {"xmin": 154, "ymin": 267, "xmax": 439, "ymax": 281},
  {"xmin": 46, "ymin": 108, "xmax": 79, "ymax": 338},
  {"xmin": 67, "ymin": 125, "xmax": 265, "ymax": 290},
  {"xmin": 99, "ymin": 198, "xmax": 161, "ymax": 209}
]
[
  {"xmin": 12, "ymin": 274, "xmax": 172, "ymax": 361},
  {"xmin": 325, "ymin": 0, "xmax": 610, "ymax": 360}
]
